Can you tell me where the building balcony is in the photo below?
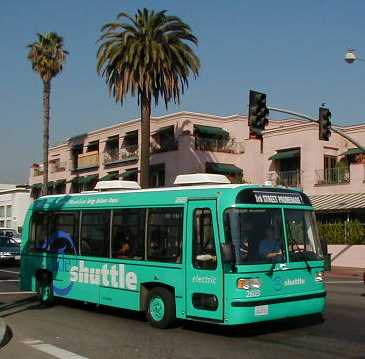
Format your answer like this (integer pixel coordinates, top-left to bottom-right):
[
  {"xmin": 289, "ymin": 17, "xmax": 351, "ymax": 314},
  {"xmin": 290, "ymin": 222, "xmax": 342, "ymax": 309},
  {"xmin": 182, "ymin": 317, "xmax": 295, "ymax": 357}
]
[
  {"xmin": 150, "ymin": 139, "xmax": 178, "ymax": 154},
  {"xmin": 270, "ymin": 170, "xmax": 301, "ymax": 188},
  {"xmin": 104, "ymin": 146, "xmax": 139, "ymax": 166},
  {"xmin": 72, "ymin": 151, "xmax": 99, "ymax": 171},
  {"xmin": 50, "ymin": 161, "xmax": 67, "ymax": 173},
  {"xmin": 315, "ymin": 167, "xmax": 350, "ymax": 185},
  {"xmin": 195, "ymin": 137, "xmax": 245, "ymax": 154},
  {"xmin": 32, "ymin": 167, "xmax": 44, "ymax": 177}
]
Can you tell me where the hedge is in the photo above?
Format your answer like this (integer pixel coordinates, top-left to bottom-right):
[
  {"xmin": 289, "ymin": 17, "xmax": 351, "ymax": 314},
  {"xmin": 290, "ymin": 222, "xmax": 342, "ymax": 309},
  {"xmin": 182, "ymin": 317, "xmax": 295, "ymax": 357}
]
[{"xmin": 318, "ymin": 220, "xmax": 365, "ymax": 245}]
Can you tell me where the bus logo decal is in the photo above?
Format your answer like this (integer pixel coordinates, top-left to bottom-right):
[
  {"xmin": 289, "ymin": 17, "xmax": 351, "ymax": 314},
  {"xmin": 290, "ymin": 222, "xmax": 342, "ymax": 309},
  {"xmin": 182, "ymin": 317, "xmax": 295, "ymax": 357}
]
[
  {"xmin": 39, "ymin": 230, "xmax": 78, "ymax": 296},
  {"xmin": 69, "ymin": 260, "xmax": 138, "ymax": 290}
]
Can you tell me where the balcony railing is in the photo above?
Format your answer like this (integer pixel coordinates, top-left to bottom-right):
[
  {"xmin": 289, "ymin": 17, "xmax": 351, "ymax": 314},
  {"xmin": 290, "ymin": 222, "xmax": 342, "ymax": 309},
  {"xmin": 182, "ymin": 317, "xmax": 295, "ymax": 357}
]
[
  {"xmin": 104, "ymin": 146, "xmax": 139, "ymax": 165},
  {"xmin": 315, "ymin": 167, "xmax": 350, "ymax": 185},
  {"xmin": 151, "ymin": 139, "xmax": 178, "ymax": 154},
  {"xmin": 195, "ymin": 137, "xmax": 244, "ymax": 154},
  {"xmin": 73, "ymin": 151, "xmax": 99, "ymax": 170},
  {"xmin": 33, "ymin": 168, "xmax": 44, "ymax": 177},
  {"xmin": 272, "ymin": 170, "xmax": 301, "ymax": 188},
  {"xmin": 50, "ymin": 161, "xmax": 67, "ymax": 173}
]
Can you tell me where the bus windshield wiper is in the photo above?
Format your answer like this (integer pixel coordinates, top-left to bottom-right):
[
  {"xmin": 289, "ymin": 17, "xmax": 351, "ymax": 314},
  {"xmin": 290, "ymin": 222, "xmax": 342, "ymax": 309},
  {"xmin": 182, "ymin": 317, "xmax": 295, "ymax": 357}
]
[{"xmin": 288, "ymin": 233, "xmax": 311, "ymax": 273}]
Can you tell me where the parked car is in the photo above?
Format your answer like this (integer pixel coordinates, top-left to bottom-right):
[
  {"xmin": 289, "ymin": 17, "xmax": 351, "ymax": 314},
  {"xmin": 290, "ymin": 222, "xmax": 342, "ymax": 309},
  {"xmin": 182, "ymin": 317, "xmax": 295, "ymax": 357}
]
[
  {"xmin": 0, "ymin": 228, "xmax": 21, "ymax": 244},
  {"xmin": 0, "ymin": 236, "xmax": 20, "ymax": 263}
]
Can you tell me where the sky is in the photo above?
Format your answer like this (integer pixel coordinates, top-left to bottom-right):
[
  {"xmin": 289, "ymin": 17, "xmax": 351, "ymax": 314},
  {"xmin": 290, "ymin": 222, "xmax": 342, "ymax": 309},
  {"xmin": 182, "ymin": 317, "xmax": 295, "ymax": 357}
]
[{"xmin": 1, "ymin": 0, "xmax": 365, "ymax": 183}]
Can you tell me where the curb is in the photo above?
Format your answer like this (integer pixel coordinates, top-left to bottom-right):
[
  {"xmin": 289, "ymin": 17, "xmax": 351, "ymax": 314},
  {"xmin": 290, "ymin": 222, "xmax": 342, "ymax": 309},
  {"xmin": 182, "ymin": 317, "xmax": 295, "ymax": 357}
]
[{"xmin": 327, "ymin": 267, "xmax": 364, "ymax": 278}]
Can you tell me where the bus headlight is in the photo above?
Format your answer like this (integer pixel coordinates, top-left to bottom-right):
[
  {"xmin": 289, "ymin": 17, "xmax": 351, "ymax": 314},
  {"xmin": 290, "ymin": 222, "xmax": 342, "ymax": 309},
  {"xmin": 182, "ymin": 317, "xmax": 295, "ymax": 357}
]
[
  {"xmin": 237, "ymin": 278, "xmax": 261, "ymax": 290},
  {"xmin": 315, "ymin": 271, "xmax": 324, "ymax": 282}
]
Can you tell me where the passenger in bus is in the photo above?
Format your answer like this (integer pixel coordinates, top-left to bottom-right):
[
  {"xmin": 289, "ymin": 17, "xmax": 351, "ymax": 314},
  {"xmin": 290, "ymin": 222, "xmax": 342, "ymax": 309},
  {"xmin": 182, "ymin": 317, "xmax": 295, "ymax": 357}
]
[
  {"xmin": 115, "ymin": 240, "xmax": 132, "ymax": 258},
  {"xmin": 259, "ymin": 226, "xmax": 283, "ymax": 261}
]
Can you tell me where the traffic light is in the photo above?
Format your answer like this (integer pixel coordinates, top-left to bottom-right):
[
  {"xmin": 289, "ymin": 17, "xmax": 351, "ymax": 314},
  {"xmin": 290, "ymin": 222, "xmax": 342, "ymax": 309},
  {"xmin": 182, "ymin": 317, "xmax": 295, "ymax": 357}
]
[
  {"xmin": 248, "ymin": 90, "xmax": 269, "ymax": 136},
  {"xmin": 319, "ymin": 107, "xmax": 331, "ymax": 141}
]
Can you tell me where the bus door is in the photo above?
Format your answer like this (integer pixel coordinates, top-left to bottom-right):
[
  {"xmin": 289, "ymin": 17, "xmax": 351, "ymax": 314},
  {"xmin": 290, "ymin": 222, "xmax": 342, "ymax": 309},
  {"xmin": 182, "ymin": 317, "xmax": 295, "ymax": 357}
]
[{"xmin": 185, "ymin": 200, "xmax": 224, "ymax": 321}]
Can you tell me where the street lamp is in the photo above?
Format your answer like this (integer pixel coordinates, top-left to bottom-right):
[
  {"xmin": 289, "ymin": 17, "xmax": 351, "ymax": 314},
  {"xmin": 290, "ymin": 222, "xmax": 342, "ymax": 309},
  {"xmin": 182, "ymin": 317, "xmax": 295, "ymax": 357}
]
[{"xmin": 344, "ymin": 49, "xmax": 365, "ymax": 64}]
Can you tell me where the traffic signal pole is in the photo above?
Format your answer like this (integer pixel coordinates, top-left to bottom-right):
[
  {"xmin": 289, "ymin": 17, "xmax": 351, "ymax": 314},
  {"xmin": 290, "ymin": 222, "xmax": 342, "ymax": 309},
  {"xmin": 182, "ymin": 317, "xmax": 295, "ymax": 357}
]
[{"xmin": 267, "ymin": 106, "xmax": 365, "ymax": 151}]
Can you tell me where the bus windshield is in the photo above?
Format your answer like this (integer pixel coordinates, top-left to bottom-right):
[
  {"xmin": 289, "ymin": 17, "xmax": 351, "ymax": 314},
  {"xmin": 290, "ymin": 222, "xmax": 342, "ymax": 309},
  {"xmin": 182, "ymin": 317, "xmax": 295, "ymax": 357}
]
[
  {"xmin": 284, "ymin": 209, "xmax": 323, "ymax": 262},
  {"xmin": 224, "ymin": 208, "xmax": 286, "ymax": 265},
  {"xmin": 224, "ymin": 208, "xmax": 323, "ymax": 265}
]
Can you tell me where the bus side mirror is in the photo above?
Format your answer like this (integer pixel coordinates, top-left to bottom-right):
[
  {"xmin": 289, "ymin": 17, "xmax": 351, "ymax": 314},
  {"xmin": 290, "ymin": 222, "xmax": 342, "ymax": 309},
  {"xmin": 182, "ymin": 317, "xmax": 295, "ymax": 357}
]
[
  {"xmin": 320, "ymin": 238, "xmax": 328, "ymax": 255},
  {"xmin": 221, "ymin": 243, "xmax": 236, "ymax": 264}
]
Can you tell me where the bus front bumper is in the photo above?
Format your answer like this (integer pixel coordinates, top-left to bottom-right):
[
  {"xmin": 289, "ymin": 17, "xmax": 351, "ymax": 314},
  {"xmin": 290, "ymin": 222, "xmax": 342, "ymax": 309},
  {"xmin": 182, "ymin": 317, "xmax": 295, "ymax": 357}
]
[{"xmin": 226, "ymin": 291, "xmax": 326, "ymax": 325}]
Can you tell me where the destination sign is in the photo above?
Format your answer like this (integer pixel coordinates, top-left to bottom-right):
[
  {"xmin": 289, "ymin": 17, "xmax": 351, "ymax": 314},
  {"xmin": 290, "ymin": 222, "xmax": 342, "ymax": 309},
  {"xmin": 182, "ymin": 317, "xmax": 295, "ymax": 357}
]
[
  {"xmin": 236, "ymin": 188, "xmax": 311, "ymax": 206},
  {"xmin": 253, "ymin": 191, "xmax": 303, "ymax": 205}
]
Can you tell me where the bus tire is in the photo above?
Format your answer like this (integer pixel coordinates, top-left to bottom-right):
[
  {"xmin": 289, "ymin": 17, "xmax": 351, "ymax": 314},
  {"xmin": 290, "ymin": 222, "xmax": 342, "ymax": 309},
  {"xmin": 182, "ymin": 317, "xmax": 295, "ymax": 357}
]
[
  {"xmin": 37, "ymin": 275, "xmax": 55, "ymax": 306},
  {"xmin": 146, "ymin": 287, "xmax": 176, "ymax": 329}
]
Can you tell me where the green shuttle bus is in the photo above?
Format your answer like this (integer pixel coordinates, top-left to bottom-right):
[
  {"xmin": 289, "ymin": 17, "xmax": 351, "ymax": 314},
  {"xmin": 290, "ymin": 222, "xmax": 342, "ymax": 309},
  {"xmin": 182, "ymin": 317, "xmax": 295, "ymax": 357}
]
[{"xmin": 20, "ymin": 174, "xmax": 326, "ymax": 328}]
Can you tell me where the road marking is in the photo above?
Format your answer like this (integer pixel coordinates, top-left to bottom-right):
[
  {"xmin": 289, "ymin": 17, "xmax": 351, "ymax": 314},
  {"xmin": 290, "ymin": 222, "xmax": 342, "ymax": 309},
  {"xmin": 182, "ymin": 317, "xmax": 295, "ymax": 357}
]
[
  {"xmin": 0, "ymin": 279, "xmax": 19, "ymax": 282},
  {"xmin": 22, "ymin": 339, "xmax": 89, "ymax": 359},
  {"xmin": 23, "ymin": 339, "xmax": 44, "ymax": 345},
  {"xmin": 325, "ymin": 280, "xmax": 363, "ymax": 284},
  {"xmin": 0, "ymin": 269, "xmax": 19, "ymax": 274}
]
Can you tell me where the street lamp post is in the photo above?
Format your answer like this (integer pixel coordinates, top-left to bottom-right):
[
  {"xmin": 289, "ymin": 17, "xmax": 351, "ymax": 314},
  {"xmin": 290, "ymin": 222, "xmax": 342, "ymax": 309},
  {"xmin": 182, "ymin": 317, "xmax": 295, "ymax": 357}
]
[{"xmin": 344, "ymin": 49, "xmax": 365, "ymax": 64}]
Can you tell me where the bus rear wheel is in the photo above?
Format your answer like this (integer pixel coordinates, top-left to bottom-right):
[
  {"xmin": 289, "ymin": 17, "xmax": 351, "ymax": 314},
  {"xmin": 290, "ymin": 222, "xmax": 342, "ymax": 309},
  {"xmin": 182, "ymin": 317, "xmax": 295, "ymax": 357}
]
[
  {"xmin": 36, "ymin": 272, "xmax": 55, "ymax": 306},
  {"xmin": 146, "ymin": 287, "xmax": 176, "ymax": 329}
]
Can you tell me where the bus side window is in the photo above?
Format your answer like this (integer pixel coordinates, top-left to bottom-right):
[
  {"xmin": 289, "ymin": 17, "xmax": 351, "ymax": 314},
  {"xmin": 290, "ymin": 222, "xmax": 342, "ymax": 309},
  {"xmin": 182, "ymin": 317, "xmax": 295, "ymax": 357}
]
[
  {"xmin": 147, "ymin": 208, "xmax": 183, "ymax": 263},
  {"xmin": 31, "ymin": 212, "xmax": 50, "ymax": 250},
  {"xmin": 112, "ymin": 209, "xmax": 145, "ymax": 260},
  {"xmin": 50, "ymin": 212, "xmax": 80, "ymax": 255},
  {"xmin": 193, "ymin": 209, "xmax": 217, "ymax": 270},
  {"xmin": 80, "ymin": 211, "xmax": 110, "ymax": 258}
]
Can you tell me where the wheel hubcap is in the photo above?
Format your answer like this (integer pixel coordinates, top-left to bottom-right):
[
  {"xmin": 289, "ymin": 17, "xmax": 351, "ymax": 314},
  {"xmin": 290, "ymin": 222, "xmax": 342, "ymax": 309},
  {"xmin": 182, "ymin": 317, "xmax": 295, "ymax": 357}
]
[{"xmin": 150, "ymin": 297, "xmax": 165, "ymax": 321}]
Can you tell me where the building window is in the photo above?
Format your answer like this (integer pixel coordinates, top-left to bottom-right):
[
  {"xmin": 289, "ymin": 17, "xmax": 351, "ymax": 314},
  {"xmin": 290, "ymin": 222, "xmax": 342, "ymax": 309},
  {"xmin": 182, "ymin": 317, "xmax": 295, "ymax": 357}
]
[
  {"xmin": 0, "ymin": 206, "xmax": 4, "ymax": 218},
  {"xmin": 112, "ymin": 209, "xmax": 145, "ymax": 260},
  {"xmin": 147, "ymin": 208, "xmax": 183, "ymax": 263},
  {"xmin": 6, "ymin": 205, "xmax": 12, "ymax": 218},
  {"xmin": 150, "ymin": 164, "xmax": 165, "ymax": 187},
  {"xmin": 193, "ymin": 208, "xmax": 217, "ymax": 270},
  {"xmin": 80, "ymin": 211, "xmax": 110, "ymax": 258}
]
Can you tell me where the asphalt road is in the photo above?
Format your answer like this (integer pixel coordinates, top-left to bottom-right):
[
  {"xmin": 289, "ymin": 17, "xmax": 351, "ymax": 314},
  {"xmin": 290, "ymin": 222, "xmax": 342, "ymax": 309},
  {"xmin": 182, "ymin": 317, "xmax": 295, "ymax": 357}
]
[{"xmin": 0, "ymin": 264, "xmax": 364, "ymax": 359}]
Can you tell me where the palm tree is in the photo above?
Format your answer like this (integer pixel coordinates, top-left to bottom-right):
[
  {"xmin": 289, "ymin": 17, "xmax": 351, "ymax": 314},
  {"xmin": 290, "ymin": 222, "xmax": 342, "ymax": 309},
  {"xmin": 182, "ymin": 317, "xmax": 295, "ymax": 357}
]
[
  {"xmin": 27, "ymin": 32, "xmax": 68, "ymax": 195},
  {"xmin": 97, "ymin": 9, "xmax": 200, "ymax": 188}
]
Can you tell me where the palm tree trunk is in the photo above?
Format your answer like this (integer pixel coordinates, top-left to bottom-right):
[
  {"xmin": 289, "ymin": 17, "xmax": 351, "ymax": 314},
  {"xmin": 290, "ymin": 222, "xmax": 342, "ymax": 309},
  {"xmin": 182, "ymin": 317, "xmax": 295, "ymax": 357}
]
[
  {"xmin": 140, "ymin": 93, "xmax": 151, "ymax": 189},
  {"xmin": 42, "ymin": 80, "xmax": 51, "ymax": 196}
]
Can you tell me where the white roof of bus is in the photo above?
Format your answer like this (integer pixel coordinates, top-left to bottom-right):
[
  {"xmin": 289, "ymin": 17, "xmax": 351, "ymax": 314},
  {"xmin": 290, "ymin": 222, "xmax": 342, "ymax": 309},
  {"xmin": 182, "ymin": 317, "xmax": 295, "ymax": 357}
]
[{"xmin": 39, "ymin": 183, "xmax": 252, "ymax": 199}]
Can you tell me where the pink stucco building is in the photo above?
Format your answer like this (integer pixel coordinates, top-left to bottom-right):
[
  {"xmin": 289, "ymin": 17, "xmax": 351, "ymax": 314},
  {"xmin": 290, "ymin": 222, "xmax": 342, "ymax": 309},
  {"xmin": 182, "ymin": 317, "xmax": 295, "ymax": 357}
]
[{"xmin": 29, "ymin": 111, "xmax": 365, "ymax": 222}]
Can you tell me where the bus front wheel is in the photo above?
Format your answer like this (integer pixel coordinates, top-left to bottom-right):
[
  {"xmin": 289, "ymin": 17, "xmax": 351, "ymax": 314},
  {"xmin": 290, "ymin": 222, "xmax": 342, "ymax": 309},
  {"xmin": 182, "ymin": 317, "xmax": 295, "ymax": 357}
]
[{"xmin": 146, "ymin": 287, "xmax": 176, "ymax": 329}]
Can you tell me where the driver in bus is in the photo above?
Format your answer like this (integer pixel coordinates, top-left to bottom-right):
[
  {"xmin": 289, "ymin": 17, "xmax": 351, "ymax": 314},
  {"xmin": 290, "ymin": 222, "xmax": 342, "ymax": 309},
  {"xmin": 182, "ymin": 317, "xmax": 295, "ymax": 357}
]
[{"xmin": 259, "ymin": 226, "xmax": 283, "ymax": 261}]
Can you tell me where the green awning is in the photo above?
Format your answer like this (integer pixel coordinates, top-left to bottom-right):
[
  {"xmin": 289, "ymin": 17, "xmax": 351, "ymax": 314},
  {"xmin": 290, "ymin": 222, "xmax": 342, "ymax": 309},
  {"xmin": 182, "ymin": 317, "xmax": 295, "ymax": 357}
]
[
  {"xmin": 100, "ymin": 173, "xmax": 119, "ymax": 181},
  {"xmin": 71, "ymin": 177, "xmax": 81, "ymax": 184},
  {"xmin": 31, "ymin": 183, "xmax": 43, "ymax": 190},
  {"xmin": 122, "ymin": 169, "xmax": 138, "ymax": 179},
  {"xmin": 194, "ymin": 125, "xmax": 229, "ymax": 138},
  {"xmin": 156, "ymin": 125, "xmax": 174, "ymax": 133},
  {"xmin": 341, "ymin": 147, "xmax": 365, "ymax": 156},
  {"xmin": 81, "ymin": 175, "xmax": 98, "ymax": 185},
  {"xmin": 206, "ymin": 162, "xmax": 242, "ymax": 175},
  {"xmin": 269, "ymin": 149, "xmax": 300, "ymax": 161},
  {"xmin": 55, "ymin": 179, "xmax": 66, "ymax": 185}
]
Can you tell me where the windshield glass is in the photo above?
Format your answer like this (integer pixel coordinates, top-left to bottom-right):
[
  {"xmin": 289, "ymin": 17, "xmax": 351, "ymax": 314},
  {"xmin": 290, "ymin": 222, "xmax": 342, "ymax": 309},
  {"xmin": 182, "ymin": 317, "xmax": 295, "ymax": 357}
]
[
  {"xmin": 284, "ymin": 210, "xmax": 323, "ymax": 261},
  {"xmin": 224, "ymin": 208, "xmax": 286, "ymax": 264}
]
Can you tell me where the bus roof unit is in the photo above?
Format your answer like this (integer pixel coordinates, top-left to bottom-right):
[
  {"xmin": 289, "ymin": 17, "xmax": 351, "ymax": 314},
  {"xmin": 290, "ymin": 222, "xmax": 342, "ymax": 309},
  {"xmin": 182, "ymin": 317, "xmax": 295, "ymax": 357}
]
[
  {"xmin": 94, "ymin": 180, "xmax": 141, "ymax": 192},
  {"xmin": 174, "ymin": 173, "xmax": 231, "ymax": 186}
]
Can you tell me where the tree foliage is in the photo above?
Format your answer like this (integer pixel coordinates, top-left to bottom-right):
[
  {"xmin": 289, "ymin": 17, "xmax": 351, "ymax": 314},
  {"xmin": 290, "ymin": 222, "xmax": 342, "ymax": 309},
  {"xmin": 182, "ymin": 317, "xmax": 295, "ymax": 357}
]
[{"xmin": 27, "ymin": 32, "xmax": 68, "ymax": 83}]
